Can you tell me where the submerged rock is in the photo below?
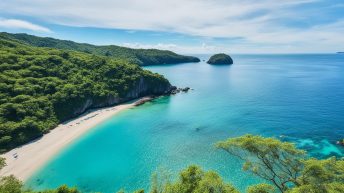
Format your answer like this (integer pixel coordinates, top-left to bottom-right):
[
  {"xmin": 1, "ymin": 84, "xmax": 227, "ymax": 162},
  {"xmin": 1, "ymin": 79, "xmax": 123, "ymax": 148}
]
[
  {"xmin": 169, "ymin": 87, "xmax": 192, "ymax": 95},
  {"xmin": 207, "ymin": 53, "xmax": 233, "ymax": 65},
  {"xmin": 181, "ymin": 87, "xmax": 190, "ymax": 92}
]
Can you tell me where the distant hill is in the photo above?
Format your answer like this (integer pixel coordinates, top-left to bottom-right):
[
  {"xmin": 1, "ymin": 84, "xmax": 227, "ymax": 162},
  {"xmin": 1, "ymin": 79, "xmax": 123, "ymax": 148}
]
[{"xmin": 0, "ymin": 32, "xmax": 200, "ymax": 66}]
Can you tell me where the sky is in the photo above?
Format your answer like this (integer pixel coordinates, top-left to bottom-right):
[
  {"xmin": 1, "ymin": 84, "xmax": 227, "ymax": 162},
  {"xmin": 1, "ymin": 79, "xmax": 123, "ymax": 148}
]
[{"xmin": 0, "ymin": 0, "xmax": 343, "ymax": 54}]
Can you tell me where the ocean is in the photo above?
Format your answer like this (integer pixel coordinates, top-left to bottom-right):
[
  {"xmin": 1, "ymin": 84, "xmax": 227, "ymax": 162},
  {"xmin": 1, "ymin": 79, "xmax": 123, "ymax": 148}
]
[{"xmin": 26, "ymin": 54, "xmax": 344, "ymax": 192}]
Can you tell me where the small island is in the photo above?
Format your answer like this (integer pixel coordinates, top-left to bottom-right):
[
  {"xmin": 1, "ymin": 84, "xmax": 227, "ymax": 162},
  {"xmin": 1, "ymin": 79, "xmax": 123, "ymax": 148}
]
[{"xmin": 207, "ymin": 53, "xmax": 233, "ymax": 65}]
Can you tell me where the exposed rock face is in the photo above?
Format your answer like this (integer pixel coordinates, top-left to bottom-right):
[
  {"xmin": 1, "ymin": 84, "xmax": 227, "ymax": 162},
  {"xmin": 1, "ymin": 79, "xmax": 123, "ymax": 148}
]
[
  {"xmin": 207, "ymin": 53, "xmax": 233, "ymax": 65},
  {"xmin": 70, "ymin": 77, "xmax": 173, "ymax": 119}
]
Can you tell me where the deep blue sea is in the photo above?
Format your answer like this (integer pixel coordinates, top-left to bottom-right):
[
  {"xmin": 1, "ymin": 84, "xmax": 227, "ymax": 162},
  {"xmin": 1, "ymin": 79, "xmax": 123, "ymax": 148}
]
[{"xmin": 27, "ymin": 54, "xmax": 344, "ymax": 193}]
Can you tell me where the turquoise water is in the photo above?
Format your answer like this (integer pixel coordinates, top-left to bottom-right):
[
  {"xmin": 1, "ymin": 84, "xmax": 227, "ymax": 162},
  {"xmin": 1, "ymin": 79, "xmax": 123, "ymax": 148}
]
[{"xmin": 27, "ymin": 54, "xmax": 344, "ymax": 192}]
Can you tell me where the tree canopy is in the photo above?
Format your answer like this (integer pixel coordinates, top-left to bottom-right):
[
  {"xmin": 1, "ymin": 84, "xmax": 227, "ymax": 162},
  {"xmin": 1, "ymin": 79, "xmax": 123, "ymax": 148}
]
[
  {"xmin": 148, "ymin": 165, "xmax": 239, "ymax": 193},
  {"xmin": 216, "ymin": 135, "xmax": 344, "ymax": 193}
]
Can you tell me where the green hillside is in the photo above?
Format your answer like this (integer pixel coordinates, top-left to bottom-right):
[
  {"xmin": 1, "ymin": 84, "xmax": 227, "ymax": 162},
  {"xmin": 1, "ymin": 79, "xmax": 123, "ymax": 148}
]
[
  {"xmin": 0, "ymin": 32, "xmax": 200, "ymax": 66},
  {"xmin": 0, "ymin": 36, "xmax": 172, "ymax": 152}
]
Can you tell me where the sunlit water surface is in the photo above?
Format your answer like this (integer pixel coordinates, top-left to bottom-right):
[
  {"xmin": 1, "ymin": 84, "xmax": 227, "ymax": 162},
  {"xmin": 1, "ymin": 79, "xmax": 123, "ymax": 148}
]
[{"xmin": 27, "ymin": 54, "xmax": 344, "ymax": 192}]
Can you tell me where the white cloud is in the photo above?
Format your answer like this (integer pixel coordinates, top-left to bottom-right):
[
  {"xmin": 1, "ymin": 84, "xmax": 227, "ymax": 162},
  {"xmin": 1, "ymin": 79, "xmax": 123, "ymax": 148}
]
[
  {"xmin": 0, "ymin": 0, "xmax": 343, "ymax": 53},
  {"xmin": 0, "ymin": 18, "xmax": 51, "ymax": 33}
]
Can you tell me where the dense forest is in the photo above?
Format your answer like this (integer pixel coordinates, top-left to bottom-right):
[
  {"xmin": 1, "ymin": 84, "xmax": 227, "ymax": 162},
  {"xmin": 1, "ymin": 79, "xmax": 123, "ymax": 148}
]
[
  {"xmin": 1, "ymin": 135, "xmax": 343, "ymax": 193},
  {"xmin": 0, "ymin": 36, "xmax": 173, "ymax": 152},
  {"xmin": 0, "ymin": 32, "xmax": 200, "ymax": 66}
]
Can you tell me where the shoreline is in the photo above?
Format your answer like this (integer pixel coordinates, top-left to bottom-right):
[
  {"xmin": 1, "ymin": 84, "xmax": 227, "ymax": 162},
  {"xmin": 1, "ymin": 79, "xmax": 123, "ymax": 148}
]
[{"xmin": 0, "ymin": 96, "xmax": 153, "ymax": 181}]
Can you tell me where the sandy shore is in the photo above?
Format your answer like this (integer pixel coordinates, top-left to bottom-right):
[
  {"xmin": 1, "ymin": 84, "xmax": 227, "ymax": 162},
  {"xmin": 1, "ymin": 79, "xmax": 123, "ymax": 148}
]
[{"xmin": 0, "ymin": 97, "xmax": 153, "ymax": 181}]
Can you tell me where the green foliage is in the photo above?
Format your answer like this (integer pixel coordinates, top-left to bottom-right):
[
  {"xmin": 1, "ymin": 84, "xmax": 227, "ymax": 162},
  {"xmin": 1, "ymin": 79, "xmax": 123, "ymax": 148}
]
[
  {"xmin": 216, "ymin": 135, "xmax": 305, "ymax": 192},
  {"xmin": 216, "ymin": 135, "xmax": 344, "ymax": 193},
  {"xmin": 0, "ymin": 35, "xmax": 171, "ymax": 152},
  {"xmin": 207, "ymin": 54, "xmax": 233, "ymax": 65},
  {"xmin": 54, "ymin": 185, "xmax": 79, "ymax": 193},
  {"xmin": 150, "ymin": 165, "xmax": 239, "ymax": 193},
  {"xmin": 0, "ymin": 174, "xmax": 78, "ymax": 193},
  {"xmin": 0, "ymin": 32, "xmax": 200, "ymax": 66},
  {"xmin": 26, "ymin": 185, "xmax": 79, "ymax": 193},
  {"xmin": 133, "ymin": 189, "xmax": 145, "ymax": 193},
  {"xmin": 0, "ymin": 157, "xmax": 5, "ymax": 170},
  {"xmin": 288, "ymin": 157, "xmax": 344, "ymax": 193},
  {"xmin": 287, "ymin": 182, "xmax": 344, "ymax": 193},
  {"xmin": 247, "ymin": 184, "xmax": 275, "ymax": 193},
  {"xmin": 0, "ymin": 175, "xmax": 23, "ymax": 193}
]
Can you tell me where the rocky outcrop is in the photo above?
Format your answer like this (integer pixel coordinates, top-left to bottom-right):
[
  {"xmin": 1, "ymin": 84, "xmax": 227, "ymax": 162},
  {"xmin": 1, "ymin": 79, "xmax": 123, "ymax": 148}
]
[
  {"xmin": 170, "ymin": 87, "xmax": 191, "ymax": 95},
  {"xmin": 207, "ymin": 53, "xmax": 233, "ymax": 65},
  {"xmin": 65, "ymin": 78, "xmax": 194, "ymax": 121},
  {"xmin": 336, "ymin": 139, "xmax": 344, "ymax": 146}
]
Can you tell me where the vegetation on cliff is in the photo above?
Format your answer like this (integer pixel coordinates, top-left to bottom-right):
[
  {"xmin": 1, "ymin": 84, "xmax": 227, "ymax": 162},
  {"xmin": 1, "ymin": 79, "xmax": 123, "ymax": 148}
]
[
  {"xmin": 1, "ymin": 135, "xmax": 343, "ymax": 193},
  {"xmin": 0, "ymin": 32, "xmax": 200, "ymax": 66},
  {"xmin": 207, "ymin": 53, "xmax": 233, "ymax": 65},
  {"xmin": 0, "ymin": 37, "xmax": 172, "ymax": 152}
]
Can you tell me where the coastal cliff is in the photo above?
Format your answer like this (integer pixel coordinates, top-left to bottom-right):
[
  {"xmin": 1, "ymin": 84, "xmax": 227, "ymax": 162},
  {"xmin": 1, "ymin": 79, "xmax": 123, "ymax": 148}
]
[{"xmin": 71, "ymin": 77, "xmax": 173, "ymax": 118}]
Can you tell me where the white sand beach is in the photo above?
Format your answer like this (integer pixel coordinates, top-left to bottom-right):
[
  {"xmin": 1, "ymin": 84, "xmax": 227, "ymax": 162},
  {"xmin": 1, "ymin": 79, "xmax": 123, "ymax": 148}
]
[{"xmin": 0, "ymin": 97, "xmax": 152, "ymax": 181}]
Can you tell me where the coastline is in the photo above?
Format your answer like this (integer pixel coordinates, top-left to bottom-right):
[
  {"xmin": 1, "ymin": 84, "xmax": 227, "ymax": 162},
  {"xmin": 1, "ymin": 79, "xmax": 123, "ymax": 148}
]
[{"xmin": 0, "ymin": 97, "xmax": 153, "ymax": 181}]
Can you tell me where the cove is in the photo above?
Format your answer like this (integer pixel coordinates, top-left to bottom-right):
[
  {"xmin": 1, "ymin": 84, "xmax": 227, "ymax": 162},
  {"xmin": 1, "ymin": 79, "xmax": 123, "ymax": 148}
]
[{"xmin": 26, "ymin": 54, "xmax": 344, "ymax": 193}]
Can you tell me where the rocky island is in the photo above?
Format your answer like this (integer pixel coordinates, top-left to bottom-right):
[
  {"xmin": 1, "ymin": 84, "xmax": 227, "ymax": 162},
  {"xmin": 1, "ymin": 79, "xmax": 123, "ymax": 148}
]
[{"xmin": 207, "ymin": 53, "xmax": 233, "ymax": 65}]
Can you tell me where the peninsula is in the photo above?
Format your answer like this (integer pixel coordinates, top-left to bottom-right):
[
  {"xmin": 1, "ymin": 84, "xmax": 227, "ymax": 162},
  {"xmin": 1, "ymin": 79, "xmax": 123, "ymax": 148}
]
[
  {"xmin": 0, "ymin": 33, "xmax": 200, "ymax": 153},
  {"xmin": 0, "ymin": 32, "xmax": 200, "ymax": 66}
]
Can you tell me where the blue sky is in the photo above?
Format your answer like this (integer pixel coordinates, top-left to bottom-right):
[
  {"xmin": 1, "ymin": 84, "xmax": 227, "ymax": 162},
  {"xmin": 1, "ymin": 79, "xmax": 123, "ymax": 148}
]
[{"xmin": 0, "ymin": 0, "xmax": 343, "ymax": 54}]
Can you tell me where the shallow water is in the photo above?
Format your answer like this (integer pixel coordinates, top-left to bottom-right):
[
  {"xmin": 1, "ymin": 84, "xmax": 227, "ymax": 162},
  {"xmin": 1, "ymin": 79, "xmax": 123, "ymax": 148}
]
[{"xmin": 27, "ymin": 54, "xmax": 344, "ymax": 192}]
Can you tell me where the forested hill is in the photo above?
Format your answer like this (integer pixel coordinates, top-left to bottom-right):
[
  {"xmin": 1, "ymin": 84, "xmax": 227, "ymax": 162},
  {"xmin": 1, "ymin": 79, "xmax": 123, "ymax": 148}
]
[
  {"xmin": 0, "ymin": 32, "xmax": 200, "ymax": 66},
  {"xmin": 0, "ymin": 36, "xmax": 173, "ymax": 152}
]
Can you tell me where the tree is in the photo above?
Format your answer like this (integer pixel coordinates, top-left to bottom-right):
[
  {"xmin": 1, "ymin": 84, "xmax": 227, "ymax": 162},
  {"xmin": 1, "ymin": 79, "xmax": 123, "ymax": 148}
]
[
  {"xmin": 0, "ymin": 157, "xmax": 22, "ymax": 193},
  {"xmin": 0, "ymin": 157, "xmax": 5, "ymax": 170},
  {"xmin": 287, "ymin": 182, "xmax": 344, "ymax": 193},
  {"xmin": 150, "ymin": 165, "xmax": 239, "ymax": 193},
  {"xmin": 216, "ymin": 135, "xmax": 344, "ymax": 193},
  {"xmin": 55, "ymin": 185, "xmax": 79, "ymax": 193},
  {"xmin": 0, "ymin": 175, "xmax": 23, "ymax": 193},
  {"xmin": 247, "ymin": 184, "xmax": 275, "ymax": 193},
  {"xmin": 288, "ymin": 157, "xmax": 344, "ymax": 193},
  {"xmin": 216, "ymin": 135, "xmax": 305, "ymax": 192},
  {"xmin": 193, "ymin": 170, "xmax": 239, "ymax": 193}
]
